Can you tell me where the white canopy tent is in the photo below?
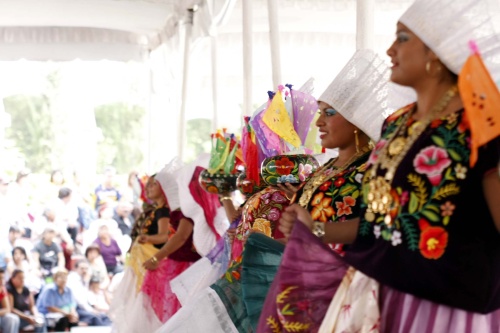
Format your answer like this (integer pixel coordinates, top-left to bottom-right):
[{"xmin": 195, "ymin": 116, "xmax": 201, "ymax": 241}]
[
  {"xmin": 0, "ymin": 0, "xmax": 199, "ymax": 61},
  {"xmin": 13, "ymin": 0, "xmax": 500, "ymax": 172}
]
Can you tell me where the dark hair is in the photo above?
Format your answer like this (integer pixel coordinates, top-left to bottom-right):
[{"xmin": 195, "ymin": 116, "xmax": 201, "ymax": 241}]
[
  {"xmin": 58, "ymin": 187, "xmax": 72, "ymax": 199},
  {"xmin": 9, "ymin": 225, "xmax": 21, "ymax": 234},
  {"xmin": 0, "ymin": 267, "xmax": 4, "ymax": 274},
  {"xmin": 85, "ymin": 244, "xmax": 101, "ymax": 258},
  {"xmin": 10, "ymin": 269, "xmax": 23, "ymax": 280},
  {"xmin": 12, "ymin": 246, "xmax": 28, "ymax": 262}
]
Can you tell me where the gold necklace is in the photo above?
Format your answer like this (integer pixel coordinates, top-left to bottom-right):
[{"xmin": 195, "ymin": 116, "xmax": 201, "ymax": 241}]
[
  {"xmin": 364, "ymin": 86, "xmax": 458, "ymax": 225},
  {"xmin": 298, "ymin": 144, "xmax": 372, "ymax": 208}
]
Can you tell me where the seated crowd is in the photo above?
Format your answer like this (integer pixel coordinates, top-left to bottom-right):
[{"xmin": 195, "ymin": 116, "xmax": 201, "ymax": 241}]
[{"xmin": 0, "ymin": 168, "xmax": 137, "ymax": 332}]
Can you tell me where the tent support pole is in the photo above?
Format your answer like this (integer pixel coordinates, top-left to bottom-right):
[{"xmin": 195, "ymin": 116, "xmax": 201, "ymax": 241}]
[
  {"xmin": 356, "ymin": 0, "xmax": 375, "ymax": 50},
  {"xmin": 267, "ymin": 0, "xmax": 282, "ymax": 88},
  {"xmin": 178, "ymin": 8, "xmax": 195, "ymax": 160},
  {"xmin": 242, "ymin": 0, "xmax": 252, "ymax": 116}
]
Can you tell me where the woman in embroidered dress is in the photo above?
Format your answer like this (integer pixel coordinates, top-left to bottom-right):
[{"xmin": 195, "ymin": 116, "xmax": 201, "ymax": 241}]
[
  {"xmin": 276, "ymin": 1, "xmax": 500, "ymax": 332},
  {"xmin": 257, "ymin": 49, "xmax": 412, "ymax": 333},
  {"xmin": 109, "ymin": 171, "xmax": 170, "ymax": 333},
  {"xmin": 158, "ymin": 51, "xmax": 388, "ymax": 333},
  {"xmin": 140, "ymin": 158, "xmax": 201, "ymax": 326}
]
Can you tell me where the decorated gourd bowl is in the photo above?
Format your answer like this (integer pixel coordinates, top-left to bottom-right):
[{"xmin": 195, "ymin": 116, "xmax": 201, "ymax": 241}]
[
  {"xmin": 199, "ymin": 169, "xmax": 241, "ymax": 194},
  {"xmin": 236, "ymin": 171, "xmax": 267, "ymax": 199},
  {"xmin": 260, "ymin": 154, "xmax": 320, "ymax": 186}
]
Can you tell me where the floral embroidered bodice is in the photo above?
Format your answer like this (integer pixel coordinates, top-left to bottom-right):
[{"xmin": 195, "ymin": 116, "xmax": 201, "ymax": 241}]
[{"xmin": 346, "ymin": 105, "xmax": 500, "ymax": 313}]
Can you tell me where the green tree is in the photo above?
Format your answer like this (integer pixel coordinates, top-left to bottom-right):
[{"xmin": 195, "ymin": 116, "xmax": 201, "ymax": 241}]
[
  {"xmin": 185, "ymin": 118, "xmax": 212, "ymax": 163},
  {"xmin": 94, "ymin": 103, "xmax": 146, "ymax": 173},
  {"xmin": 4, "ymin": 94, "xmax": 55, "ymax": 173}
]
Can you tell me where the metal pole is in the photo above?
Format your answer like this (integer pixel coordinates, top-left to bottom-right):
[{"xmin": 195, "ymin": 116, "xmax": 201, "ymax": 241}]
[
  {"xmin": 147, "ymin": 53, "xmax": 154, "ymax": 173},
  {"xmin": 356, "ymin": 0, "xmax": 375, "ymax": 50},
  {"xmin": 267, "ymin": 0, "xmax": 282, "ymax": 88},
  {"xmin": 242, "ymin": 0, "xmax": 253, "ymax": 116},
  {"xmin": 211, "ymin": 37, "xmax": 219, "ymax": 131},
  {"xmin": 178, "ymin": 8, "xmax": 195, "ymax": 161}
]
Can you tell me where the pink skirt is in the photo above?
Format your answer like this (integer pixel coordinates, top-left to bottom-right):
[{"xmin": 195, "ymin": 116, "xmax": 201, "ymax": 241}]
[
  {"xmin": 379, "ymin": 286, "xmax": 500, "ymax": 333},
  {"xmin": 141, "ymin": 258, "xmax": 195, "ymax": 323}
]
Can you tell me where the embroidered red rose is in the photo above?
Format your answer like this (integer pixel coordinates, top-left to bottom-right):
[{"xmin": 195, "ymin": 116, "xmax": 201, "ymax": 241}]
[
  {"xmin": 319, "ymin": 181, "xmax": 332, "ymax": 192},
  {"xmin": 418, "ymin": 218, "xmax": 448, "ymax": 259},
  {"xmin": 334, "ymin": 177, "xmax": 346, "ymax": 187},
  {"xmin": 413, "ymin": 146, "xmax": 451, "ymax": 186},
  {"xmin": 275, "ymin": 157, "xmax": 295, "ymax": 175}
]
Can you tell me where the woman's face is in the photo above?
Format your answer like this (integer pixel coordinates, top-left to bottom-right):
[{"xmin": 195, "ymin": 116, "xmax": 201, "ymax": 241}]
[
  {"xmin": 11, "ymin": 272, "xmax": 25, "ymax": 288},
  {"xmin": 54, "ymin": 274, "xmax": 68, "ymax": 288},
  {"xmin": 146, "ymin": 178, "xmax": 163, "ymax": 201},
  {"xmin": 13, "ymin": 249, "xmax": 25, "ymax": 263},
  {"xmin": 98, "ymin": 226, "xmax": 110, "ymax": 238},
  {"xmin": 316, "ymin": 101, "xmax": 357, "ymax": 150},
  {"xmin": 386, "ymin": 22, "xmax": 433, "ymax": 87},
  {"xmin": 86, "ymin": 249, "xmax": 99, "ymax": 261}
]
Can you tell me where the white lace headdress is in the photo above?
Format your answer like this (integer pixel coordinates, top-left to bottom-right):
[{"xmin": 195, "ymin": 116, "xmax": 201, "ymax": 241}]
[
  {"xmin": 399, "ymin": 0, "xmax": 500, "ymax": 79},
  {"xmin": 318, "ymin": 49, "xmax": 415, "ymax": 142},
  {"xmin": 155, "ymin": 157, "xmax": 183, "ymax": 211}
]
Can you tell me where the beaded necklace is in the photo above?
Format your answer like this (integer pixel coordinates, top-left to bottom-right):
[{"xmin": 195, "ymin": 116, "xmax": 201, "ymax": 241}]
[
  {"xmin": 298, "ymin": 144, "xmax": 372, "ymax": 208},
  {"xmin": 364, "ymin": 85, "xmax": 458, "ymax": 225}
]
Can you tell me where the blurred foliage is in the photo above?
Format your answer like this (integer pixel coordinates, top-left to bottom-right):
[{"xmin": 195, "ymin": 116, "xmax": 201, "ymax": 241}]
[
  {"xmin": 4, "ymin": 94, "xmax": 56, "ymax": 173},
  {"xmin": 94, "ymin": 103, "xmax": 146, "ymax": 174},
  {"xmin": 185, "ymin": 118, "xmax": 212, "ymax": 163}
]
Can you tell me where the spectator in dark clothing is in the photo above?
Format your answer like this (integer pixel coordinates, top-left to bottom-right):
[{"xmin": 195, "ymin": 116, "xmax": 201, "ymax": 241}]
[
  {"xmin": 93, "ymin": 225, "xmax": 123, "ymax": 275},
  {"xmin": 32, "ymin": 226, "xmax": 65, "ymax": 281},
  {"xmin": 7, "ymin": 269, "xmax": 46, "ymax": 332},
  {"xmin": 112, "ymin": 202, "xmax": 135, "ymax": 236}
]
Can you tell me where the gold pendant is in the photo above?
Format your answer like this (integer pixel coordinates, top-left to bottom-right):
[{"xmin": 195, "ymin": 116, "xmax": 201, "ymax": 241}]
[
  {"xmin": 365, "ymin": 210, "xmax": 375, "ymax": 222},
  {"xmin": 388, "ymin": 137, "xmax": 406, "ymax": 156}
]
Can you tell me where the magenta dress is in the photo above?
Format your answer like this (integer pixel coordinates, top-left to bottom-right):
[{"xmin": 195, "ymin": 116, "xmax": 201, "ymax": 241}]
[{"xmin": 141, "ymin": 209, "xmax": 201, "ymax": 323}]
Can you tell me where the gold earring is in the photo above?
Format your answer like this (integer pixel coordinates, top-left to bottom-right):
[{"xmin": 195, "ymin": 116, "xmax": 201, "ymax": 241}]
[
  {"xmin": 425, "ymin": 61, "xmax": 432, "ymax": 74},
  {"xmin": 354, "ymin": 129, "xmax": 360, "ymax": 153}
]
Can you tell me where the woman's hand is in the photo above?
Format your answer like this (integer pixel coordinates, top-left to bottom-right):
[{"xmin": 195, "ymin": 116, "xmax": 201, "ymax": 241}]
[
  {"xmin": 137, "ymin": 235, "xmax": 149, "ymax": 244},
  {"xmin": 276, "ymin": 183, "xmax": 299, "ymax": 201},
  {"xmin": 278, "ymin": 204, "xmax": 314, "ymax": 238},
  {"xmin": 143, "ymin": 257, "xmax": 159, "ymax": 271}
]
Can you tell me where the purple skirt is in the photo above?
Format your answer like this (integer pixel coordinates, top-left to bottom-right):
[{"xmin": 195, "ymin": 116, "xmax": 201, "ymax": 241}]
[
  {"xmin": 379, "ymin": 286, "xmax": 500, "ymax": 333},
  {"xmin": 259, "ymin": 221, "xmax": 500, "ymax": 333}
]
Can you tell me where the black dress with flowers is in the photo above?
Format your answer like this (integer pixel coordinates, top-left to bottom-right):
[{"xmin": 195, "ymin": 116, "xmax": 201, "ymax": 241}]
[
  {"xmin": 345, "ymin": 105, "xmax": 500, "ymax": 313},
  {"xmin": 296, "ymin": 154, "xmax": 370, "ymax": 254},
  {"xmin": 258, "ymin": 153, "xmax": 371, "ymax": 333}
]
